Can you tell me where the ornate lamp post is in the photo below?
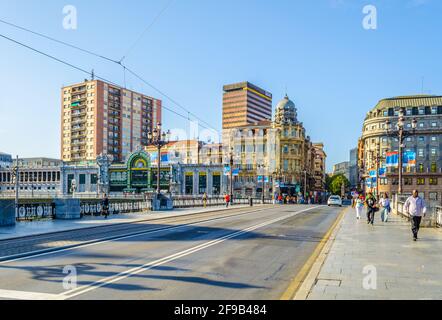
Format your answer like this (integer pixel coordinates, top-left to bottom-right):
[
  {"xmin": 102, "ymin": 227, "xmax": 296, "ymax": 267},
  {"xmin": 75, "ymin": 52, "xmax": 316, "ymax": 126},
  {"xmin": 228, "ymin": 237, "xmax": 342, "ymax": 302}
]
[
  {"xmin": 385, "ymin": 110, "xmax": 417, "ymax": 195},
  {"xmin": 368, "ymin": 141, "xmax": 381, "ymax": 197},
  {"xmin": 11, "ymin": 156, "xmax": 20, "ymax": 217},
  {"xmin": 148, "ymin": 123, "xmax": 170, "ymax": 195},
  {"xmin": 257, "ymin": 163, "xmax": 266, "ymax": 204},
  {"xmin": 228, "ymin": 146, "xmax": 234, "ymax": 203}
]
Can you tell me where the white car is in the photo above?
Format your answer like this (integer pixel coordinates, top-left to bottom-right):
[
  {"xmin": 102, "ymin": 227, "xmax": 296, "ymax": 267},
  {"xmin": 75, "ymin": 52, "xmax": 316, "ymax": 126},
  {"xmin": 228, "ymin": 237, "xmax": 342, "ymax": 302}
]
[{"xmin": 327, "ymin": 195, "xmax": 343, "ymax": 207}]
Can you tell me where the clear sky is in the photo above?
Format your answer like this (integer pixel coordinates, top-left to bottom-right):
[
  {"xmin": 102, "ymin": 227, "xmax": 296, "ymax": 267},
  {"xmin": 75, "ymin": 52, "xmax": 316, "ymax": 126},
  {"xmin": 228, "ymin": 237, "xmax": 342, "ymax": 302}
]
[{"xmin": 1, "ymin": 0, "xmax": 441, "ymax": 171}]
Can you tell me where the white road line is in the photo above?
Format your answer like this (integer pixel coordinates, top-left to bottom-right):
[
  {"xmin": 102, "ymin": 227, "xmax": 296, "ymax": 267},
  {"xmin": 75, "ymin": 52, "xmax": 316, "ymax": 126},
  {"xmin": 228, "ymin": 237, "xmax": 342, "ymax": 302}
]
[
  {"xmin": 0, "ymin": 289, "xmax": 63, "ymax": 300},
  {"xmin": 57, "ymin": 206, "xmax": 320, "ymax": 300},
  {"xmin": 0, "ymin": 207, "xmax": 270, "ymax": 265}
]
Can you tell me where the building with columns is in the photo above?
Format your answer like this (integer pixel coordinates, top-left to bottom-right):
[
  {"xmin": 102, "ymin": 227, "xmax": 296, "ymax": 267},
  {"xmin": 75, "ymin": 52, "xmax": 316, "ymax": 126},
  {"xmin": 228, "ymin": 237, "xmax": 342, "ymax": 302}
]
[
  {"xmin": 222, "ymin": 94, "xmax": 327, "ymax": 198},
  {"xmin": 0, "ymin": 158, "xmax": 62, "ymax": 196},
  {"xmin": 359, "ymin": 95, "xmax": 442, "ymax": 206}
]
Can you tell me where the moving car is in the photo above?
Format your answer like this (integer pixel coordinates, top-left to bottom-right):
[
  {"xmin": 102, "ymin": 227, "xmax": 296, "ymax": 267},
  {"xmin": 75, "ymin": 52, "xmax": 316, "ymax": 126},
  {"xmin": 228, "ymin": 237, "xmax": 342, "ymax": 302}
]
[{"xmin": 327, "ymin": 195, "xmax": 343, "ymax": 207}]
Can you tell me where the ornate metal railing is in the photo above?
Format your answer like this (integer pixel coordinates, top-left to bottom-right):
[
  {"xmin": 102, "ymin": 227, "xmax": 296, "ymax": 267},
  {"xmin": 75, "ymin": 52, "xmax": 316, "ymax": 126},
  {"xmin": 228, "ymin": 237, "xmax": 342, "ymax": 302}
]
[
  {"xmin": 16, "ymin": 202, "xmax": 55, "ymax": 221},
  {"xmin": 80, "ymin": 199, "xmax": 152, "ymax": 216}
]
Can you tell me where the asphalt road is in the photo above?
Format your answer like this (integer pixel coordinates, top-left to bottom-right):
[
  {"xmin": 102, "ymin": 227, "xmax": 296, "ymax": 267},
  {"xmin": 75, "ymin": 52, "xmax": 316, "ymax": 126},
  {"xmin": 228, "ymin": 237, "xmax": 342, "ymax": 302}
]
[{"xmin": 0, "ymin": 205, "xmax": 342, "ymax": 300}]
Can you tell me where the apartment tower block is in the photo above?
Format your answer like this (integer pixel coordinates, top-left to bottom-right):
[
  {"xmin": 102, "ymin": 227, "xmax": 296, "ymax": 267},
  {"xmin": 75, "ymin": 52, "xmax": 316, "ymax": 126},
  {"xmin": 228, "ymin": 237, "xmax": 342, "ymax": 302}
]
[{"xmin": 61, "ymin": 80, "xmax": 162, "ymax": 163}]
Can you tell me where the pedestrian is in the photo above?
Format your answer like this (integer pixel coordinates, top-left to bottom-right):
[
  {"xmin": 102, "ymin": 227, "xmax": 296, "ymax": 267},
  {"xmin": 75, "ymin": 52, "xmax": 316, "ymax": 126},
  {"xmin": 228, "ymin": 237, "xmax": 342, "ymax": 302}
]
[
  {"xmin": 365, "ymin": 192, "xmax": 378, "ymax": 225},
  {"xmin": 379, "ymin": 193, "xmax": 391, "ymax": 222},
  {"xmin": 404, "ymin": 190, "xmax": 427, "ymax": 241},
  {"xmin": 102, "ymin": 193, "xmax": 110, "ymax": 219},
  {"xmin": 202, "ymin": 192, "xmax": 208, "ymax": 208},
  {"xmin": 355, "ymin": 195, "xmax": 364, "ymax": 220},
  {"xmin": 225, "ymin": 193, "xmax": 230, "ymax": 208}
]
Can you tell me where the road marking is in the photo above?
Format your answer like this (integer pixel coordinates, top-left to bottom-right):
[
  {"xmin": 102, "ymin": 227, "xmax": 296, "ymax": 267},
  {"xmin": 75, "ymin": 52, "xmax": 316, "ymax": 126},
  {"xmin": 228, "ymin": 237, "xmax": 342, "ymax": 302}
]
[
  {"xmin": 0, "ymin": 207, "xmax": 271, "ymax": 265},
  {"xmin": 0, "ymin": 289, "xmax": 63, "ymax": 300},
  {"xmin": 280, "ymin": 207, "xmax": 348, "ymax": 300},
  {"xmin": 56, "ymin": 206, "xmax": 321, "ymax": 300}
]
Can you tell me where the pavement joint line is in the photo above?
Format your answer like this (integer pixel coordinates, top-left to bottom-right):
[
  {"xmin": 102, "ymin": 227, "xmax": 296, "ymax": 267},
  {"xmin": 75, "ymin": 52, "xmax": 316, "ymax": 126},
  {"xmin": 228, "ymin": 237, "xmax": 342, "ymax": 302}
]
[
  {"xmin": 280, "ymin": 207, "xmax": 349, "ymax": 301},
  {"xmin": 57, "ymin": 206, "xmax": 321, "ymax": 300},
  {"xmin": 0, "ymin": 206, "xmax": 275, "ymax": 265},
  {"xmin": 0, "ymin": 205, "xmax": 267, "ymax": 244}
]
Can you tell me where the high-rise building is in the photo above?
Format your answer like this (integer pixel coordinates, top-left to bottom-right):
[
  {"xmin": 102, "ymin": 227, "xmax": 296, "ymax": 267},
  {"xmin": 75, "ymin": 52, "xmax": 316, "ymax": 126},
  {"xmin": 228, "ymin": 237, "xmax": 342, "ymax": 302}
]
[
  {"xmin": 61, "ymin": 80, "xmax": 162, "ymax": 163},
  {"xmin": 349, "ymin": 148, "xmax": 359, "ymax": 188},
  {"xmin": 222, "ymin": 82, "xmax": 272, "ymax": 130},
  {"xmin": 359, "ymin": 95, "xmax": 442, "ymax": 205},
  {"xmin": 332, "ymin": 161, "xmax": 350, "ymax": 179}
]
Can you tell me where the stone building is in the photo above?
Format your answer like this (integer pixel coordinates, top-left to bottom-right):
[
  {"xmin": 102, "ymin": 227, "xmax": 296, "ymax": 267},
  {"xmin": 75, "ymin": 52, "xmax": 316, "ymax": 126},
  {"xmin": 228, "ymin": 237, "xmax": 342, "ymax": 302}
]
[
  {"xmin": 222, "ymin": 94, "xmax": 326, "ymax": 198},
  {"xmin": 359, "ymin": 95, "xmax": 442, "ymax": 205}
]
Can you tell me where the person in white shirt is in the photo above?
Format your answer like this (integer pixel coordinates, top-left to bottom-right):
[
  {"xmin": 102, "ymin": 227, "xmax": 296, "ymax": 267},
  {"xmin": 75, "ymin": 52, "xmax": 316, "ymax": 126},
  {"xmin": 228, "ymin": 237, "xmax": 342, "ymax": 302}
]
[
  {"xmin": 355, "ymin": 195, "xmax": 364, "ymax": 220},
  {"xmin": 379, "ymin": 193, "xmax": 391, "ymax": 223},
  {"xmin": 404, "ymin": 190, "xmax": 427, "ymax": 241}
]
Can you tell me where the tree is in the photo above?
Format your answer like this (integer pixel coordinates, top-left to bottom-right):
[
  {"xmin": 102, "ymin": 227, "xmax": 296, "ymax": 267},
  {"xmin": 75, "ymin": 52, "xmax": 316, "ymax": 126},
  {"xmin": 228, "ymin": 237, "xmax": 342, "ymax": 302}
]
[{"xmin": 328, "ymin": 174, "xmax": 350, "ymax": 195}]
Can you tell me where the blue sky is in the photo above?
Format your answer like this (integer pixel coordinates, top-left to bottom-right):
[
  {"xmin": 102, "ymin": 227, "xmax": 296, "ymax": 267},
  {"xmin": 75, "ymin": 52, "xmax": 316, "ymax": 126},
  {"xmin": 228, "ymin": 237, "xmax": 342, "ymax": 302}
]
[{"xmin": 0, "ymin": 0, "xmax": 441, "ymax": 171}]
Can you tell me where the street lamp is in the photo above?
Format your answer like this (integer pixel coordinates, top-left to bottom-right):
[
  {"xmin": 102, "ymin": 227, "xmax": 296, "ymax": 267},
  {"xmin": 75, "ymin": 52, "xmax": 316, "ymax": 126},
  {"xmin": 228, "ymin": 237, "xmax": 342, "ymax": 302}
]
[
  {"xmin": 257, "ymin": 163, "xmax": 266, "ymax": 204},
  {"xmin": 368, "ymin": 141, "xmax": 381, "ymax": 197},
  {"xmin": 11, "ymin": 156, "xmax": 20, "ymax": 217},
  {"xmin": 148, "ymin": 123, "xmax": 171, "ymax": 195},
  {"xmin": 385, "ymin": 110, "xmax": 417, "ymax": 195},
  {"xmin": 228, "ymin": 146, "xmax": 234, "ymax": 204}
]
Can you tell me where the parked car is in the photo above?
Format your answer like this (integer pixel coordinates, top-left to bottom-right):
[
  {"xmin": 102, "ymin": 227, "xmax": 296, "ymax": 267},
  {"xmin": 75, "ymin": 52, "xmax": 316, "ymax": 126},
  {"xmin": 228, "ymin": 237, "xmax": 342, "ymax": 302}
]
[{"xmin": 327, "ymin": 195, "xmax": 343, "ymax": 207}]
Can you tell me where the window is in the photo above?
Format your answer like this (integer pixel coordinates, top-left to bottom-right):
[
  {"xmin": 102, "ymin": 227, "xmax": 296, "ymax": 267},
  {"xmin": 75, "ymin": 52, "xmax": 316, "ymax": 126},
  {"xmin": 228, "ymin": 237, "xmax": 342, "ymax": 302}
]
[
  {"xmin": 404, "ymin": 177, "xmax": 413, "ymax": 185},
  {"xmin": 418, "ymin": 149, "xmax": 424, "ymax": 157},
  {"xmin": 431, "ymin": 107, "xmax": 437, "ymax": 114},
  {"xmin": 431, "ymin": 122, "xmax": 437, "ymax": 127},
  {"xmin": 429, "ymin": 178, "xmax": 438, "ymax": 185},
  {"xmin": 418, "ymin": 136, "xmax": 425, "ymax": 143},
  {"xmin": 431, "ymin": 148, "xmax": 437, "ymax": 157},
  {"xmin": 419, "ymin": 122, "xmax": 424, "ymax": 128},
  {"xmin": 429, "ymin": 192, "xmax": 438, "ymax": 201},
  {"xmin": 419, "ymin": 107, "xmax": 425, "ymax": 115},
  {"xmin": 417, "ymin": 178, "xmax": 425, "ymax": 185},
  {"xmin": 431, "ymin": 163, "xmax": 437, "ymax": 173},
  {"xmin": 406, "ymin": 108, "xmax": 412, "ymax": 116},
  {"xmin": 431, "ymin": 136, "xmax": 437, "ymax": 142},
  {"xmin": 418, "ymin": 164, "xmax": 424, "ymax": 173}
]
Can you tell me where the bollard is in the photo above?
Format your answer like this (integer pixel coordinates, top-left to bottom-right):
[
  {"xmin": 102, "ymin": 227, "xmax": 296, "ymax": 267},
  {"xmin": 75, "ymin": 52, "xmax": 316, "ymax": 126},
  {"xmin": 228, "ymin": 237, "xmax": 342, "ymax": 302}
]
[{"xmin": 249, "ymin": 197, "xmax": 253, "ymax": 207}]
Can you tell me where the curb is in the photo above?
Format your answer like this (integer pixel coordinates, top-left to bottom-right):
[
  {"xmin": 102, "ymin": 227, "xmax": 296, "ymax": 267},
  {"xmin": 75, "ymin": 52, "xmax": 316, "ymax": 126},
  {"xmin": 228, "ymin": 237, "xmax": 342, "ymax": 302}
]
[{"xmin": 280, "ymin": 207, "xmax": 349, "ymax": 300}]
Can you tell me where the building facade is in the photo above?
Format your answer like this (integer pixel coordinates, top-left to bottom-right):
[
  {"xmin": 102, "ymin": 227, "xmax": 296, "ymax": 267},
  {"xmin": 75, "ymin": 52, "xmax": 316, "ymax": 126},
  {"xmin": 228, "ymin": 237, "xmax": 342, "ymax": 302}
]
[
  {"xmin": 332, "ymin": 161, "xmax": 350, "ymax": 179},
  {"xmin": 0, "ymin": 152, "xmax": 12, "ymax": 169},
  {"xmin": 222, "ymin": 82, "xmax": 272, "ymax": 130},
  {"xmin": 0, "ymin": 158, "xmax": 62, "ymax": 195},
  {"xmin": 359, "ymin": 95, "xmax": 442, "ymax": 205},
  {"xmin": 222, "ymin": 94, "xmax": 326, "ymax": 198},
  {"xmin": 312, "ymin": 143, "xmax": 327, "ymax": 193},
  {"xmin": 61, "ymin": 79, "xmax": 162, "ymax": 163}
]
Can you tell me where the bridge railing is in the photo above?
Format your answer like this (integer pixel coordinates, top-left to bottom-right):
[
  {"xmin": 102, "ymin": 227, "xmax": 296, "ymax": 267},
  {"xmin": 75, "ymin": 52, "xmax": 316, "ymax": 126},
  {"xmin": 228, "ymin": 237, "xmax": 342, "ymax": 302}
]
[{"xmin": 393, "ymin": 194, "xmax": 440, "ymax": 227}]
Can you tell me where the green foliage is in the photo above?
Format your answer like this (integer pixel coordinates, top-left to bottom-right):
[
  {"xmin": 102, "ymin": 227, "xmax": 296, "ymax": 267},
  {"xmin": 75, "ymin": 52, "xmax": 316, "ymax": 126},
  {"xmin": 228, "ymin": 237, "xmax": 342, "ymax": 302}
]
[{"xmin": 327, "ymin": 174, "xmax": 350, "ymax": 195}]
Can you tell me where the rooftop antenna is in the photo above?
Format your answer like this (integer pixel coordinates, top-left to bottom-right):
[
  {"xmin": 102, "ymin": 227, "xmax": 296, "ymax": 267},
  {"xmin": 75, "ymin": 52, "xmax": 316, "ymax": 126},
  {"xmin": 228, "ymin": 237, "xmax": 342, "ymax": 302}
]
[
  {"xmin": 91, "ymin": 69, "xmax": 95, "ymax": 80},
  {"xmin": 421, "ymin": 76, "xmax": 424, "ymax": 94}
]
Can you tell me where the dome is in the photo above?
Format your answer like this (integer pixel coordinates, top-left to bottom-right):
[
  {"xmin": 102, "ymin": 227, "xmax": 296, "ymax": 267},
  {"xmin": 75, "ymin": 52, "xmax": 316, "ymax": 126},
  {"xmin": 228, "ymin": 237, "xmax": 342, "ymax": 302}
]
[{"xmin": 275, "ymin": 94, "xmax": 298, "ymax": 124}]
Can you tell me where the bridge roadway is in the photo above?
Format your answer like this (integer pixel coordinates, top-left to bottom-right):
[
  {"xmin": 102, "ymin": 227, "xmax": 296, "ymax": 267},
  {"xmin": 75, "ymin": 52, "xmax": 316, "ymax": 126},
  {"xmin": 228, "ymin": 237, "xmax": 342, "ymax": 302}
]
[{"xmin": 0, "ymin": 204, "xmax": 342, "ymax": 300}]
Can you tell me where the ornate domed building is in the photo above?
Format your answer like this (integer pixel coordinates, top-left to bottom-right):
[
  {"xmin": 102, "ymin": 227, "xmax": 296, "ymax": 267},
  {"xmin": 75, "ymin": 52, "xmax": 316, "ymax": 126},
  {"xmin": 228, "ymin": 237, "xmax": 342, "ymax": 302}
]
[
  {"xmin": 222, "ymin": 92, "xmax": 327, "ymax": 200},
  {"xmin": 274, "ymin": 94, "xmax": 298, "ymax": 125}
]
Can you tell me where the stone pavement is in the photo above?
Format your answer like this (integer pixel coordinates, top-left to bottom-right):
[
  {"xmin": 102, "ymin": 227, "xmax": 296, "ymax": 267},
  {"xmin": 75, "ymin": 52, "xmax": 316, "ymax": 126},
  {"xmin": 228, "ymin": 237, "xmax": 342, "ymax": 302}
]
[
  {"xmin": 0, "ymin": 205, "xmax": 251, "ymax": 241},
  {"xmin": 306, "ymin": 207, "xmax": 442, "ymax": 300}
]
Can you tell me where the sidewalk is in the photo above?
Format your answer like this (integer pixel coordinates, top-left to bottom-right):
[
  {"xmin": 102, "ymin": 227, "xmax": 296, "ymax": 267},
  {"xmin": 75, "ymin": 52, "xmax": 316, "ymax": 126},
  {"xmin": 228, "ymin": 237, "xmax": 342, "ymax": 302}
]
[
  {"xmin": 0, "ymin": 204, "xmax": 253, "ymax": 241},
  {"xmin": 305, "ymin": 208, "xmax": 442, "ymax": 300}
]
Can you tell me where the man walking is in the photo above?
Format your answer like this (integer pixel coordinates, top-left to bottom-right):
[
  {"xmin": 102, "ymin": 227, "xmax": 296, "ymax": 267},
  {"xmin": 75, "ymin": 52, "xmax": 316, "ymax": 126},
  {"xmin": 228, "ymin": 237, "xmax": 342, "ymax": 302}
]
[
  {"xmin": 404, "ymin": 190, "xmax": 427, "ymax": 241},
  {"xmin": 365, "ymin": 192, "xmax": 378, "ymax": 225},
  {"xmin": 102, "ymin": 193, "xmax": 110, "ymax": 219}
]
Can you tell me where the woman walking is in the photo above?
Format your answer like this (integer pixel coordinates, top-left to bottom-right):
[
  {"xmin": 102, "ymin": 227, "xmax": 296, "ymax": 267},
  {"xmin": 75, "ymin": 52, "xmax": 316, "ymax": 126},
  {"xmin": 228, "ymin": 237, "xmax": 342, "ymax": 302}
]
[
  {"xmin": 379, "ymin": 193, "xmax": 391, "ymax": 222},
  {"xmin": 355, "ymin": 195, "xmax": 364, "ymax": 220}
]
